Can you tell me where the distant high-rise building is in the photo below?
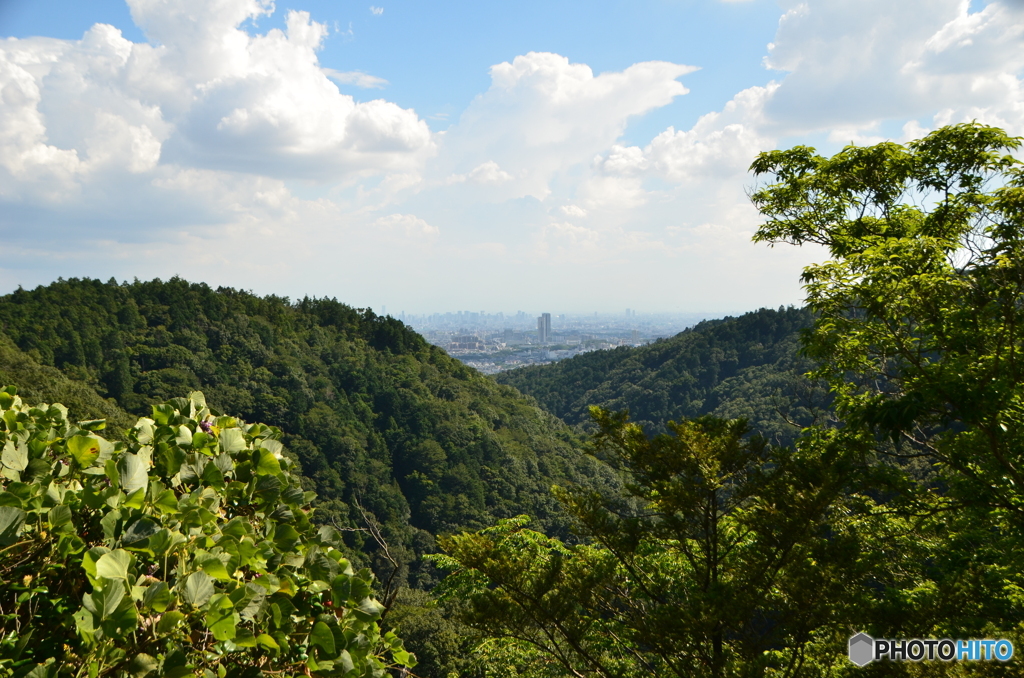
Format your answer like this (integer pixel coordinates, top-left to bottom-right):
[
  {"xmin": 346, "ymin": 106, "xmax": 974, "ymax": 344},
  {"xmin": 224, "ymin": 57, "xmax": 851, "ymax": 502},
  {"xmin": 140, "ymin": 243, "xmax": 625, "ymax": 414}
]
[
  {"xmin": 537, "ymin": 313, "xmax": 551, "ymax": 343},
  {"xmin": 626, "ymin": 308, "xmax": 631, "ymax": 317}
]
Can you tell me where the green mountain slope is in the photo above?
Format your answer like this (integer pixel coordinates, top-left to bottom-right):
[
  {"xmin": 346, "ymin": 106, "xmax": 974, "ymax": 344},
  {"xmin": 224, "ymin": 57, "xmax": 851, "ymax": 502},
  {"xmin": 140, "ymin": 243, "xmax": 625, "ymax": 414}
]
[
  {"xmin": 0, "ymin": 278, "xmax": 611, "ymax": 585},
  {"xmin": 495, "ymin": 306, "xmax": 826, "ymax": 446},
  {"xmin": 0, "ymin": 334, "xmax": 136, "ymax": 434}
]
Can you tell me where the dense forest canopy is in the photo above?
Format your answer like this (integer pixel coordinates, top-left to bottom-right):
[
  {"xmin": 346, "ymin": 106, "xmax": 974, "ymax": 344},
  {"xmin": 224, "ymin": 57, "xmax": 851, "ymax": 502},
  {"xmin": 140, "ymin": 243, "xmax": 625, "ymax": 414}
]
[{"xmin": 0, "ymin": 278, "xmax": 614, "ymax": 590}]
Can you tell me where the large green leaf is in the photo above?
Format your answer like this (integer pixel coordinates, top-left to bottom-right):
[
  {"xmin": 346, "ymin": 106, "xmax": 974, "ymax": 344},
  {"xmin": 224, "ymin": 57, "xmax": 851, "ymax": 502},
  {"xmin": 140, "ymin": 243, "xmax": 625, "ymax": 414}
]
[
  {"xmin": 117, "ymin": 453, "xmax": 149, "ymax": 494},
  {"xmin": 255, "ymin": 449, "xmax": 282, "ymax": 477},
  {"xmin": 122, "ymin": 517, "xmax": 160, "ymax": 546},
  {"xmin": 0, "ymin": 506, "xmax": 26, "ymax": 546},
  {"xmin": 155, "ymin": 610, "xmax": 185, "ymax": 634},
  {"xmin": 67, "ymin": 435, "xmax": 102, "ymax": 467},
  {"xmin": 128, "ymin": 653, "xmax": 157, "ymax": 678},
  {"xmin": 1, "ymin": 440, "xmax": 27, "ymax": 471},
  {"xmin": 353, "ymin": 597, "xmax": 385, "ymax": 622},
  {"xmin": 101, "ymin": 596, "xmax": 139, "ymax": 638},
  {"xmin": 200, "ymin": 556, "xmax": 232, "ymax": 581},
  {"xmin": 205, "ymin": 594, "xmax": 238, "ymax": 641},
  {"xmin": 309, "ymin": 621, "xmax": 336, "ymax": 656},
  {"xmin": 96, "ymin": 550, "xmax": 133, "ymax": 581},
  {"xmin": 142, "ymin": 581, "xmax": 172, "ymax": 613},
  {"xmin": 47, "ymin": 504, "xmax": 73, "ymax": 531},
  {"xmin": 219, "ymin": 428, "xmax": 246, "ymax": 454},
  {"xmin": 182, "ymin": 571, "xmax": 215, "ymax": 608}
]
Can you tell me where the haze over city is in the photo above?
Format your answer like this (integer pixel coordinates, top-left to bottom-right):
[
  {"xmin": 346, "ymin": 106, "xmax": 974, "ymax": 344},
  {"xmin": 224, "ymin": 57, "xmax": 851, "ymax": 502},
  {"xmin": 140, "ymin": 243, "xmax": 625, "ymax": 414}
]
[{"xmin": 1, "ymin": 0, "xmax": 1022, "ymax": 313}]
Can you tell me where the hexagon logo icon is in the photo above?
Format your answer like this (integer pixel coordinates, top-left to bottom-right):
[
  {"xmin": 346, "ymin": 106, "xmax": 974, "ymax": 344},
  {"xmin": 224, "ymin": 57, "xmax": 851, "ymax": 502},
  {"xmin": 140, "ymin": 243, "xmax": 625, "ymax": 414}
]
[{"xmin": 849, "ymin": 632, "xmax": 875, "ymax": 666}]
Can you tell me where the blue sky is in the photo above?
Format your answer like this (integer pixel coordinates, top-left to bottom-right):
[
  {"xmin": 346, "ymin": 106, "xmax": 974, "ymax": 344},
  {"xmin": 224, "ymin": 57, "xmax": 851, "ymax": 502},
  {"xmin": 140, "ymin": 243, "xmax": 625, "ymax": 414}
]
[{"xmin": 0, "ymin": 0, "xmax": 1021, "ymax": 314}]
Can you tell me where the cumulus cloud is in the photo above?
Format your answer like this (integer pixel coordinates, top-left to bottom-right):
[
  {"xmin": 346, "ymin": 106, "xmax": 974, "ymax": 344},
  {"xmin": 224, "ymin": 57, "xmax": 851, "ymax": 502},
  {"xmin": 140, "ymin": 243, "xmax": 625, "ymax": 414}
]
[
  {"xmin": 446, "ymin": 161, "xmax": 514, "ymax": 185},
  {"xmin": 0, "ymin": 0, "xmax": 434, "ymax": 213},
  {"xmin": 436, "ymin": 52, "xmax": 698, "ymax": 199},
  {"xmin": 375, "ymin": 213, "xmax": 439, "ymax": 238},
  {"xmin": 370, "ymin": 6, "xmax": 384, "ymax": 16},
  {"xmin": 762, "ymin": 0, "xmax": 1024, "ymax": 134},
  {"xmin": 323, "ymin": 69, "xmax": 389, "ymax": 89}
]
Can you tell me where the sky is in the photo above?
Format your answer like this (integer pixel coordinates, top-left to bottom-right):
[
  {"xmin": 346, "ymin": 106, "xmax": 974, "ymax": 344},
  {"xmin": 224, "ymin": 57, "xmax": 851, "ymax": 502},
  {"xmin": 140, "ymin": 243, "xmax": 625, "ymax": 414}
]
[{"xmin": 0, "ymin": 0, "xmax": 1022, "ymax": 315}]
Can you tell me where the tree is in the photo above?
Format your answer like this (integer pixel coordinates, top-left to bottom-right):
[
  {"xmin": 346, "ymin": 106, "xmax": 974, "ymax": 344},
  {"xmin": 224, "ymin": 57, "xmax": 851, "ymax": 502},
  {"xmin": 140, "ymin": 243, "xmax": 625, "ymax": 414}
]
[
  {"xmin": 749, "ymin": 122, "xmax": 1024, "ymax": 640},
  {"xmin": 0, "ymin": 387, "xmax": 414, "ymax": 678},
  {"xmin": 435, "ymin": 408, "xmax": 870, "ymax": 678}
]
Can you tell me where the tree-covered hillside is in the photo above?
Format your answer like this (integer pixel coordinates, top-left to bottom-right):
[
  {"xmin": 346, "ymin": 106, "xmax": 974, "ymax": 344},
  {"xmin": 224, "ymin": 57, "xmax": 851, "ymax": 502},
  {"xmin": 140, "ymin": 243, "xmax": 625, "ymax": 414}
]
[
  {"xmin": 495, "ymin": 306, "xmax": 824, "ymax": 446},
  {"xmin": 0, "ymin": 278, "xmax": 612, "ymax": 586}
]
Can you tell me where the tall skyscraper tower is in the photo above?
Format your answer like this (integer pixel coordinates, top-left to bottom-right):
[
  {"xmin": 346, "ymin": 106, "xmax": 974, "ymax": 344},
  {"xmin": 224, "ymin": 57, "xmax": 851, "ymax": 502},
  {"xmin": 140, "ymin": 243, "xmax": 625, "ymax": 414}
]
[{"xmin": 537, "ymin": 312, "xmax": 551, "ymax": 343}]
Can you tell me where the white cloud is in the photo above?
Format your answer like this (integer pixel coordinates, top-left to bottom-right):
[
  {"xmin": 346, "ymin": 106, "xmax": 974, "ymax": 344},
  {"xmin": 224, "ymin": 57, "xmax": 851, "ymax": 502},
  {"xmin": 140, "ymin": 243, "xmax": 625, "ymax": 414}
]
[
  {"xmin": 559, "ymin": 204, "xmax": 587, "ymax": 218},
  {"xmin": 375, "ymin": 213, "xmax": 439, "ymax": 237},
  {"xmin": 435, "ymin": 52, "xmax": 698, "ymax": 199},
  {"xmin": 0, "ymin": 0, "xmax": 434, "ymax": 211},
  {"xmin": 446, "ymin": 160, "xmax": 514, "ymax": 185},
  {"xmin": 370, "ymin": 6, "xmax": 384, "ymax": 16},
  {"xmin": 761, "ymin": 0, "xmax": 1024, "ymax": 134},
  {"xmin": 323, "ymin": 69, "xmax": 389, "ymax": 89}
]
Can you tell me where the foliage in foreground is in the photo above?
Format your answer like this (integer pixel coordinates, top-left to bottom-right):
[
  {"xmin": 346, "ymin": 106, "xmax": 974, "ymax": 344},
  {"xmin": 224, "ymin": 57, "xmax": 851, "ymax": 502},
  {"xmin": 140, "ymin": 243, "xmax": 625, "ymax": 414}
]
[{"xmin": 0, "ymin": 387, "xmax": 413, "ymax": 678}]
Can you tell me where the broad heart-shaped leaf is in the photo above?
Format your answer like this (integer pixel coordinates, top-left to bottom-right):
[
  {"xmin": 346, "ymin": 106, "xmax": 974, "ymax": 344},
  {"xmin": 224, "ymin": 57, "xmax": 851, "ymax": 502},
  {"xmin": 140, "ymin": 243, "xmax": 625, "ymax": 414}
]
[
  {"xmin": 74, "ymin": 606, "xmax": 96, "ymax": 642},
  {"xmin": 352, "ymin": 597, "xmax": 385, "ymax": 622},
  {"xmin": 100, "ymin": 591, "xmax": 139, "ymax": 638},
  {"xmin": 182, "ymin": 571, "xmax": 215, "ymax": 608},
  {"xmin": 205, "ymin": 594, "xmax": 238, "ymax": 641},
  {"xmin": 256, "ymin": 633, "xmax": 279, "ymax": 650},
  {"xmin": 255, "ymin": 449, "xmax": 282, "ymax": 477},
  {"xmin": 0, "ymin": 506, "xmax": 26, "ymax": 546},
  {"xmin": 309, "ymin": 621, "xmax": 336, "ymax": 656},
  {"xmin": 47, "ymin": 504, "xmax": 73, "ymax": 531},
  {"xmin": 127, "ymin": 653, "xmax": 158, "ymax": 678},
  {"xmin": 219, "ymin": 428, "xmax": 246, "ymax": 454},
  {"xmin": 96, "ymin": 549, "xmax": 133, "ymax": 581},
  {"xmin": 334, "ymin": 650, "xmax": 355, "ymax": 675},
  {"xmin": 156, "ymin": 444, "xmax": 186, "ymax": 478},
  {"xmin": 122, "ymin": 517, "xmax": 160, "ymax": 546},
  {"xmin": 82, "ymin": 546, "xmax": 111, "ymax": 580},
  {"xmin": 231, "ymin": 628, "xmax": 258, "ymax": 648},
  {"xmin": 142, "ymin": 581, "xmax": 172, "ymax": 613},
  {"xmin": 200, "ymin": 557, "xmax": 232, "ymax": 581},
  {"xmin": 118, "ymin": 453, "xmax": 149, "ymax": 494},
  {"xmin": 1, "ymin": 440, "xmax": 27, "ymax": 471},
  {"xmin": 67, "ymin": 435, "xmax": 102, "ymax": 467},
  {"xmin": 19, "ymin": 661, "xmax": 58, "ymax": 678},
  {"xmin": 152, "ymin": 403, "xmax": 175, "ymax": 427},
  {"xmin": 83, "ymin": 579, "xmax": 126, "ymax": 621},
  {"xmin": 155, "ymin": 610, "xmax": 185, "ymax": 635},
  {"xmin": 154, "ymin": 489, "xmax": 180, "ymax": 514},
  {"xmin": 201, "ymin": 461, "xmax": 225, "ymax": 488}
]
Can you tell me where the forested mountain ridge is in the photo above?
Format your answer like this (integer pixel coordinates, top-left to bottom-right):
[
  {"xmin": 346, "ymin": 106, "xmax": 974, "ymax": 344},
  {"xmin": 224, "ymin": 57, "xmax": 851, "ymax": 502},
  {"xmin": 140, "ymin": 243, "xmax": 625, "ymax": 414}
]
[
  {"xmin": 495, "ymin": 306, "xmax": 824, "ymax": 445},
  {"xmin": 0, "ymin": 277, "xmax": 613, "ymax": 587}
]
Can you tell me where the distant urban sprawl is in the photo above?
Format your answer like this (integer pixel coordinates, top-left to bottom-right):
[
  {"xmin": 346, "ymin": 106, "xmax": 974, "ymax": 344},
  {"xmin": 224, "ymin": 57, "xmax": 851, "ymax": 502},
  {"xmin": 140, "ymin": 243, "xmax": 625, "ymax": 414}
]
[{"xmin": 401, "ymin": 309, "xmax": 717, "ymax": 373}]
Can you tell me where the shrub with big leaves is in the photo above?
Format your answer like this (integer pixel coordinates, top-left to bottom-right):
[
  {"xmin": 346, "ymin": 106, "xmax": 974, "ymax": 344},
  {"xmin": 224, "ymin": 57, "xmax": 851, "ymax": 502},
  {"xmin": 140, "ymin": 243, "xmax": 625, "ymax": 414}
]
[{"xmin": 0, "ymin": 386, "xmax": 414, "ymax": 678}]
